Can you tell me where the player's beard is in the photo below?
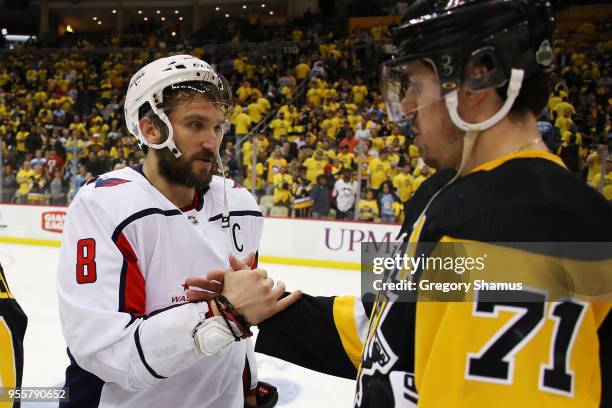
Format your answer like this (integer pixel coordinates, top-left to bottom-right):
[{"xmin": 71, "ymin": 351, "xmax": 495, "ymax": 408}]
[{"xmin": 156, "ymin": 147, "xmax": 218, "ymax": 190}]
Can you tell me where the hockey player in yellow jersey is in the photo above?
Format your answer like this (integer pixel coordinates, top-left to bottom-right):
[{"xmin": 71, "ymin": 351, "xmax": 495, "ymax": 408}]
[
  {"xmin": 249, "ymin": 1, "xmax": 612, "ymax": 407},
  {"xmin": 0, "ymin": 262, "xmax": 27, "ymax": 408}
]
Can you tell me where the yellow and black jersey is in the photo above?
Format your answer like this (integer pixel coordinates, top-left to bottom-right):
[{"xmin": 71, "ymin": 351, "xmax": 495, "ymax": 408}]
[
  {"xmin": 0, "ymin": 263, "xmax": 27, "ymax": 407},
  {"xmin": 257, "ymin": 151, "xmax": 612, "ymax": 407}
]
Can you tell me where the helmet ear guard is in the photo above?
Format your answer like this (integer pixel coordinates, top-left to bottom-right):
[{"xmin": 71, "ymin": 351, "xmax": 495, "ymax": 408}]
[
  {"xmin": 446, "ymin": 69, "xmax": 524, "ymax": 133},
  {"xmin": 462, "ymin": 48, "xmax": 508, "ymax": 93}
]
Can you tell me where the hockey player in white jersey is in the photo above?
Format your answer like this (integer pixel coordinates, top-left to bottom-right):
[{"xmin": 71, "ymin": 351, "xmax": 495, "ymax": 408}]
[{"xmin": 56, "ymin": 55, "xmax": 301, "ymax": 408}]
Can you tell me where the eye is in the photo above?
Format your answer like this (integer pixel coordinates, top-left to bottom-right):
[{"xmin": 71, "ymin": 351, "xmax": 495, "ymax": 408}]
[
  {"xmin": 214, "ymin": 124, "xmax": 223, "ymax": 134},
  {"xmin": 189, "ymin": 122, "xmax": 203, "ymax": 130}
]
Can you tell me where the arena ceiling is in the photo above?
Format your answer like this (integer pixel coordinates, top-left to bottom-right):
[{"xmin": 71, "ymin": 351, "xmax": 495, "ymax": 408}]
[{"xmin": 1, "ymin": 0, "xmax": 297, "ymax": 34}]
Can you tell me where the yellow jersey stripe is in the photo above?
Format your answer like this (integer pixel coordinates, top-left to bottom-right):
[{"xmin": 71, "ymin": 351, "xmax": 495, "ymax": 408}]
[
  {"xmin": 470, "ymin": 150, "xmax": 566, "ymax": 174},
  {"xmin": 333, "ymin": 296, "xmax": 363, "ymax": 368}
]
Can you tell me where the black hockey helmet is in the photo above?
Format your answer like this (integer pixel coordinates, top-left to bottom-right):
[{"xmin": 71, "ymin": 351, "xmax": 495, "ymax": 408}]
[{"xmin": 381, "ymin": 0, "xmax": 556, "ymax": 127}]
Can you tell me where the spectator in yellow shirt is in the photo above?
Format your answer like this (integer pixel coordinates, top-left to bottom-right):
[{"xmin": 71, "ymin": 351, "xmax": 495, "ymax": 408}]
[
  {"xmin": 386, "ymin": 127, "xmax": 406, "ymax": 149},
  {"xmin": 554, "ymin": 97, "xmax": 575, "ymax": 120},
  {"xmin": 307, "ymin": 85, "xmax": 324, "ymax": 107},
  {"xmin": 294, "ymin": 59, "xmax": 310, "ymax": 81},
  {"xmin": 319, "ymin": 139, "xmax": 337, "ymax": 162},
  {"xmin": 337, "ymin": 144, "xmax": 356, "ymax": 170},
  {"xmin": 413, "ymin": 165, "xmax": 432, "ymax": 193},
  {"xmin": 236, "ymin": 81, "xmax": 252, "ymax": 103},
  {"xmin": 321, "ymin": 111, "xmax": 340, "ymax": 139},
  {"xmin": 269, "ymin": 113, "xmax": 290, "ymax": 140},
  {"xmin": 287, "ymin": 117, "xmax": 305, "ymax": 142},
  {"xmin": 352, "ymin": 77, "xmax": 368, "ymax": 105},
  {"xmin": 589, "ymin": 160, "xmax": 612, "ymax": 201},
  {"xmin": 244, "ymin": 159, "xmax": 265, "ymax": 196},
  {"xmin": 561, "ymin": 123, "xmax": 582, "ymax": 145},
  {"xmin": 266, "ymin": 147, "xmax": 288, "ymax": 185},
  {"xmin": 392, "ymin": 164, "xmax": 414, "ymax": 202},
  {"xmin": 303, "ymin": 149, "xmax": 329, "ymax": 185},
  {"xmin": 358, "ymin": 190, "xmax": 379, "ymax": 221},
  {"xmin": 15, "ymin": 160, "xmax": 35, "ymax": 203},
  {"xmin": 586, "ymin": 148, "xmax": 603, "ymax": 183},
  {"xmin": 368, "ymin": 150, "xmax": 392, "ymax": 191},
  {"xmin": 257, "ymin": 96, "xmax": 271, "ymax": 114},
  {"xmin": 233, "ymin": 107, "xmax": 252, "ymax": 137},
  {"xmin": 273, "ymin": 165, "xmax": 293, "ymax": 207},
  {"xmin": 554, "ymin": 108, "xmax": 573, "ymax": 136},
  {"xmin": 15, "ymin": 125, "xmax": 29, "ymax": 156},
  {"xmin": 371, "ymin": 23, "xmax": 386, "ymax": 40},
  {"xmin": 247, "ymin": 97, "xmax": 264, "ymax": 123}
]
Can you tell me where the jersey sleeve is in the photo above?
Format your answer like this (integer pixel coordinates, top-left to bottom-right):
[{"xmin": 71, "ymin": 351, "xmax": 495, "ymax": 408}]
[
  {"xmin": 255, "ymin": 294, "xmax": 371, "ymax": 379},
  {"xmin": 56, "ymin": 192, "xmax": 216, "ymax": 391}
]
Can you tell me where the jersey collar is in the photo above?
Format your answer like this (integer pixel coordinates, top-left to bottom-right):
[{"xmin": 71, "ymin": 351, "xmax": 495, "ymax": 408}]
[{"xmin": 469, "ymin": 150, "xmax": 566, "ymax": 174}]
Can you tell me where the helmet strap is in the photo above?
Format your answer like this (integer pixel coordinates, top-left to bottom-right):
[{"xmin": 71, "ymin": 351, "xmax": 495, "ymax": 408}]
[
  {"xmin": 145, "ymin": 96, "xmax": 183, "ymax": 158},
  {"xmin": 445, "ymin": 68, "xmax": 524, "ymax": 133},
  {"xmin": 445, "ymin": 68, "xmax": 524, "ymax": 174}
]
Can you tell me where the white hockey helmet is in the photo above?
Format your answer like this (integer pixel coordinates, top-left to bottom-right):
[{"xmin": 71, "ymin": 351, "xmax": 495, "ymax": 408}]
[{"xmin": 124, "ymin": 54, "xmax": 233, "ymax": 158}]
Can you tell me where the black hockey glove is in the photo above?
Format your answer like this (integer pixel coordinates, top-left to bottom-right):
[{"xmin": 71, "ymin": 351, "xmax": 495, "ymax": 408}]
[{"xmin": 244, "ymin": 381, "xmax": 278, "ymax": 408}]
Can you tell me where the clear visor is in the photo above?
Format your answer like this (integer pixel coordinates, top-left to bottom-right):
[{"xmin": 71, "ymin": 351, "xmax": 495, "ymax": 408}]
[
  {"xmin": 381, "ymin": 50, "xmax": 509, "ymax": 127},
  {"xmin": 380, "ymin": 58, "xmax": 444, "ymax": 127},
  {"xmin": 161, "ymin": 76, "xmax": 235, "ymax": 119}
]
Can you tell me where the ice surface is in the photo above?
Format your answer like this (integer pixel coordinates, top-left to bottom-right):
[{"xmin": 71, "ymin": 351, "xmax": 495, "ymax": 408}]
[{"xmin": 0, "ymin": 243, "xmax": 361, "ymax": 407}]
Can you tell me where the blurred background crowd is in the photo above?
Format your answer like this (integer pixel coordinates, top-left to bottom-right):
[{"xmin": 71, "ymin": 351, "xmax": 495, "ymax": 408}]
[{"xmin": 1, "ymin": 0, "xmax": 611, "ymax": 224}]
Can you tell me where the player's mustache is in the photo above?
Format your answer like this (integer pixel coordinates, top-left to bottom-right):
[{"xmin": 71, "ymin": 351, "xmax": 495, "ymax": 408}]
[{"xmin": 189, "ymin": 149, "xmax": 216, "ymax": 162}]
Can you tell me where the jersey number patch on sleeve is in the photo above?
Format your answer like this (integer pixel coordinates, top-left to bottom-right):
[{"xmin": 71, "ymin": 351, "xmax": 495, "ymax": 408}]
[
  {"xmin": 76, "ymin": 238, "xmax": 97, "ymax": 284},
  {"xmin": 466, "ymin": 290, "xmax": 587, "ymax": 397}
]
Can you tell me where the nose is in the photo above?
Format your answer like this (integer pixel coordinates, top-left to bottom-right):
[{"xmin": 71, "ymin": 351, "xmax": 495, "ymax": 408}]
[
  {"xmin": 400, "ymin": 88, "xmax": 418, "ymax": 117},
  {"xmin": 200, "ymin": 126, "xmax": 222, "ymax": 151}
]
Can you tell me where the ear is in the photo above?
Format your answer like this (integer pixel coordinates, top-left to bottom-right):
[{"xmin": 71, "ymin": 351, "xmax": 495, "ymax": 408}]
[
  {"xmin": 138, "ymin": 116, "xmax": 162, "ymax": 145},
  {"xmin": 457, "ymin": 65, "xmax": 503, "ymax": 122}
]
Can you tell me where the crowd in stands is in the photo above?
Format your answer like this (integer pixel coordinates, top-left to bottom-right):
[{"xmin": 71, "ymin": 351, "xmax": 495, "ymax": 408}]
[{"xmin": 1, "ymin": 8, "xmax": 610, "ymax": 223}]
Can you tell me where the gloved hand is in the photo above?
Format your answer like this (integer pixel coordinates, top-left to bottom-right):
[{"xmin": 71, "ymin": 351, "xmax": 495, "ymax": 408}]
[{"xmin": 244, "ymin": 381, "xmax": 278, "ymax": 408}]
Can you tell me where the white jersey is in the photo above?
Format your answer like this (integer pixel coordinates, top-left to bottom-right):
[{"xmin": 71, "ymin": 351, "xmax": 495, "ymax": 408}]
[
  {"xmin": 56, "ymin": 166, "xmax": 263, "ymax": 408},
  {"xmin": 333, "ymin": 179, "xmax": 358, "ymax": 213}
]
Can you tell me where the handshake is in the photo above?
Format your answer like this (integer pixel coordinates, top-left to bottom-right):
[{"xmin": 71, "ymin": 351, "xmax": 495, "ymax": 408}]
[{"xmin": 184, "ymin": 254, "xmax": 302, "ymax": 326}]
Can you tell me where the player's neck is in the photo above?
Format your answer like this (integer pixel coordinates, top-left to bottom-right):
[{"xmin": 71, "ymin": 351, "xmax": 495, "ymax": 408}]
[
  {"xmin": 460, "ymin": 114, "xmax": 548, "ymax": 175},
  {"xmin": 142, "ymin": 156, "xmax": 195, "ymax": 209}
]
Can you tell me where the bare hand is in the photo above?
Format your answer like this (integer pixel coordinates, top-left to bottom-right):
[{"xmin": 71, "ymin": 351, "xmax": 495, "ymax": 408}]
[
  {"xmin": 183, "ymin": 253, "xmax": 256, "ymax": 302},
  {"xmin": 222, "ymin": 255, "xmax": 302, "ymax": 325},
  {"xmin": 184, "ymin": 269, "xmax": 225, "ymax": 302}
]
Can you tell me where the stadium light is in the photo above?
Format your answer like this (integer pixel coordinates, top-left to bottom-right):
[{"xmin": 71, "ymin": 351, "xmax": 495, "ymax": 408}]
[
  {"xmin": 261, "ymin": 4, "xmax": 266, "ymax": 8},
  {"xmin": 143, "ymin": 17, "xmax": 148, "ymax": 21},
  {"xmin": 65, "ymin": 25, "xmax": 73, "ymax": 33},
  {"xmin": 171, "ymin": 31, "xmax": 176, "ymax": 37},
  {"xmin": 97, "ymin": 21, "xmax": 102, "ymax": 25},
  {"xmin": 179, "ymin": 16, "xmax": 183, "ymax": 21},
  {"xmin": 225, "ymin": 13, "xmax": 230, "ymax": 18},
  {"xmin": 174, "ymin": 10, "xmax": 179, "ymax": 14},
  {"xmin": 161, "ymin": 17, "xmax": 165, "ymax": 21},
  {"xmin": 138, "ymin": 10, "xmax": 142, "ymax": 14},
  {"xmin": 242, "ymin": 5, "xmax": 247, "ymax": 9},
  {"xmin": 215, "ymin": 7, "xmax": 220, "ymax": 11},
  {"xmin": 1, "ymin": 28, "xmax": 7, "ymax": 36},
  {"xmin": 269, "ymin": 11, "xmax": 274, "ymax": 15},
  {"xmin": 112, "ymin": 9, "xmax": 117, "ymax": 14},
  {"xmin": 156, "ymin": 10, "xmax": 161, "ymax": 14},
  {"xmin": 92, "ymin": 16, "xmax": 97, "ymax": 21}
]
